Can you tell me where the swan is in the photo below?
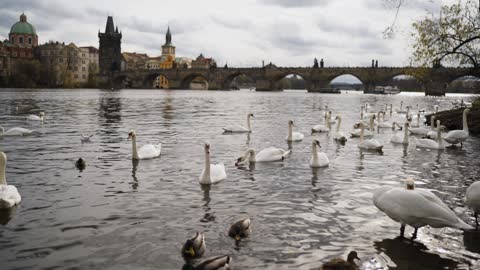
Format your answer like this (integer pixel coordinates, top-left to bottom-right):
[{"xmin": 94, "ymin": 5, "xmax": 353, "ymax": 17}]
[
  {"xmin": 127, "ymin": 130, "xmax": 162, "ymax": 160},
  {"xmin": 286, "ymin": 120, "xmax": 304, "ymax": 142},
  {"xmin": 235, "ymin": 147, "xmax": 291, "ymax": 165},
  {"xmin": 0, "ymin": 152, "xmax": 21, "ymax": 209},
  {"xmin": 327, "ymin": 111, "xmax": 336, "ymax": 124},
  {"xmin": 310, "ymin": 139, "xmax": 329, "ymax": 167},
  {"xmin": 373, "ymin": 178, "xmax": 473, "ymax": 240},
  {"xmin": 377, "ymin": 112, "xmax": 393, "ymax": 129},
  {"xmin": 410, "ymin": 112, "xmax": 421, "ymax": 128},
  {"xmin": 228, "ymin": 217, "xmax": 251, "ymax": 241},
  {"xmin": 408, "ymin": 113, "xmax": 430, "ymax": 136},
  {"xmin": 351, "ymin": 115, "xmax": 375, "ymax": 138},
  {"xmin": 0, "ymin": 126, "xmax": 33, "ymax": 136},
  {"xmin": 181, "ymin": 232, "xmax": 206, "ymax": 259},
  {"xmin": 223, "ymin": 113, "xmax": 254, "ymax": 133},
  {"xmin": 390, "ymin": 122, "xmax": 410, "ymax": 145},
  {"xmin": 312, "ymin": 111, "xmax": 330, "ymax": 133},
  {"xmin": 199, "ymin": 143, "xmax": 226, "ymax": 185},
  {"xmin": 443, "ymin": 109, "xmax": 470, "ymax": 147},
  {"xmin": 396, "ymin": 101, "xmax": 407, "ymax": 114},
  {"xmin": 357, "ymin": 122, "xmax": 383, "ymax": 151},
  {"xmin": 425, "ymin": 115, "xmax": 438, "ymax": 139},
  {"xmin": 333, "ymin": 115, "xmax": 347, "ymax": 142},
  {"xmin": 185, "ymin": 255, "xmax": 232, "ymax": 270},
  {"xmin": 414, "ymin": 120, "xmax": 445, "ymax": 150},
  {"xmin": 320, "ymin": 251, "xmax": 359, "ymax": 270},
  {"xmin": 81, "ymin": 134, "xmax": 93, "ymax": 142},
  {"xmin": 466, "ymin": 181, "xmax": 480, "ymax": 228},
  {"xmin": 26, "ymin": 112, "xmax": 45, "ymax": 121}
]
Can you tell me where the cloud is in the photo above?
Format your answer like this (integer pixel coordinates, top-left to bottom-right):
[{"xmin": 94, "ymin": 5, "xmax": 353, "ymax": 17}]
[{"xmin": 259, "ymin": 0, "xmax": 332, "ymax": 8}]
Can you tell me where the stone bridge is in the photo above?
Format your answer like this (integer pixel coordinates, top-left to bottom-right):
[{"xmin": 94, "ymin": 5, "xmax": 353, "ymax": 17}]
[{"xmin": 111, "ymin": 66, "xmax": 479, "ymax": 96}]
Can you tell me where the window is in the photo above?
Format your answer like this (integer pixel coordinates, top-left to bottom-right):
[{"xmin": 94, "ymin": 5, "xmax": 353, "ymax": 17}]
[
  {"xmin": 74, "ymin": 74, "xmax": 78, "ymax": 79},
  {"xmin": 82, "ymin": 74, "xmax": 86, "ymax": 79},
  {"xmin": 28, "ymin": 38, "xmax": 32, "ymax": 44},
  {"xmin": 82, "ymin": 66, "xmax": 85, "ymax": 71},
  {"xmin": 82, "ymin": 53, "xmax": 85, "ymax": 57},
  {"xmin": 82, "ymin": 60, "xmax": 85, "ymax": 64},
  {"xmin": 19, "ymin": 37, "xmax": 23, "ymax": 44}
]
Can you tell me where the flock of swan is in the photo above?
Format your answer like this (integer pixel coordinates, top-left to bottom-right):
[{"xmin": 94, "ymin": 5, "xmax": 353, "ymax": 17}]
[{"xmin": 0, "ymin": 102, "xmax": 479, "ymax": 269}]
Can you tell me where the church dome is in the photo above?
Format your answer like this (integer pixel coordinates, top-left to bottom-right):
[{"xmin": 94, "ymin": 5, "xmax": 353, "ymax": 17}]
[{"xmin": 9, "ymin": 13, "xmax": 37, "ymax": 36}]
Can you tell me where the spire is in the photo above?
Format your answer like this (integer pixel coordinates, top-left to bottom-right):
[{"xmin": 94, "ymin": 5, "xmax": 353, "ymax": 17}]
[
  {"xmin": 165, "ymin": 26, "xmax": 172, "ymax": 45},
  {"xmin": 115, "ymin": 26, "xmax": 119, "ymax": 33},
  {"xmin": 20, "ymin": 13, "xmax": 27, "ymax": 22},
  {"xmin": 105, "ymin": 16, "xmax": 115, "ymax": 34}
]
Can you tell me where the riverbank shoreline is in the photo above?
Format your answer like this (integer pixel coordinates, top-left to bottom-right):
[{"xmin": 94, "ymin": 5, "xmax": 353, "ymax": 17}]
[{"xmin": 426, "ymin": 106, "xmax": 480, "ymax": 136}]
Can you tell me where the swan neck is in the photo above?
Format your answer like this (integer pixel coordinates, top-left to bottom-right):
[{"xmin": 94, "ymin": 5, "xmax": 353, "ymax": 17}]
[
  {"xmin": 336, "ymin": 118, "xmax": 341, "ymax": 132},
  {"xmin": 430, "ymin": 117, "xmax": 435, "ymax": 130},
  {"xmin": 0, "ymin": 127, "xmax": 4, "ymax": 136},
  {"xmin": 463, "ymin": 110, "xmax": 469, "ymax": 133},
  {"xmin": 204, "ymin": 150, "xmax": 211, "ymax": 178},
  {"xmin": 247, "ymin": 116, "xmax": 252, "ymax": 131},
  {"xmin": 288, "ymin": 123, "xmax": 293, "ymax": 141},
  {"xmin": 312, "ymin": 143, "xmax": 319, "ymax": 161},
  {"xmin": 131, "ymin": 136, "xmax": 139, "ymax": 159},
  {"xmin": 437, "ymin": 125, "xmax": 443, "ymax": 146},
  {"xmin": 0, "ymin": 155, "xmax": 6, "ymax": 185},
  {"xmin": 246, "ymin": 149, "xmax": 256, "ymax": 162},
  {"xmin": 360, "ymin": 125, "xmax": 365, "ymax": 142},
  {"xmin": 403, "ymin": 125, "xmax": 409, "ymax": 144},
  {"xmin": 369, "ymin": 117, "xmax": 374, "ymax": 131}
]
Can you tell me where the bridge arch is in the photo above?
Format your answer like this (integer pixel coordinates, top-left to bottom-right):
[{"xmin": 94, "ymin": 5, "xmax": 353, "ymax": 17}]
[
  {"xmin": 273, "ymin": 72, "xmax": 309, "ymax": 90},
  {"xmin": 222, "ymin": 72, "xmax": 256, "ymax": 90},
  {"xmin": 326, "ymin": 73, "xmax": 366, "ymax": 89},
  {"xmin": 145, "ymin": 73, "xmax": 171, "ymax": 89},
  {"xmin": 447, "ymin": 75, "xmax": 480, "ymax": 94},
  {"xmin": 181, "ymin": 73, "xmax": 209, "ymax": 90}
]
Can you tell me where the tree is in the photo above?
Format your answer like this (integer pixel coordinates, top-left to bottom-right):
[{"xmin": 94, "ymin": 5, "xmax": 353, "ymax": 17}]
[
  {"xmin": 10, "ymin": 59, "xmax": 41, "ymax": 88},
  {"xmin": 411, "ymin": 0, "xmax": 480, "ymax": 68}
]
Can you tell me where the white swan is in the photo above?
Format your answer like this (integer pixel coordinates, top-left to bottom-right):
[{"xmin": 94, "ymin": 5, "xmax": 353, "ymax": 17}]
[
  {"xmin": 466, "ymin": 181, "xmax": 480, "ymax": 228},
  {"xmin": 390, "ymin": 122, "xmax": 409, "ymax": 145},
  {"xmin": 199, "ymin": 143, "xmax": 227, "ymax": 185},
  {"xmin": 414, "ymin": 120, "xmax": 445, "ymax": 150},
  {"xmin": 409, "ymin": 112, "xmax": 421, "ymax": 128},
  {"xmin": 312, "ymin": 111, "xmax": 330, "ymax": 133},
  {"xmin": 334, "ymin": 115, "xmax": 347, "ymax": 142},
  {"xmin": 395, "ymin": 101, "xmax": 407, "ymax": 114},
  {"xmin": 235, "ymin": 147, "xmax": 291, "ymax": 165},
  {"xmin": 408, "ymin": 113, "xmax": 430, "ymax": 136},
  {"xmin": 310, "ymin": 139, "xmax": 329, "ymax": 167},
  {"xmin": 0, "ymin": 152, "xmax": 21, "ymax": 209},
  {"xmin": 351, "ymin": 115, "xmax": 375, "ymax": 138},
  {"xmin": 286, "ymin": 120, "xmax": 304, "ymax": 142},
  {"xmin": 327, "ymin": 111, "xmax": 336, "ymax": 124},
  {"xmin": 223, "ymin": 113, "xmax": 254, "ymax": 133},
  {"xmin": 0, "ymin": 126, "xmax": 33, "ymax": 136},
  {"xmin": 377, "ymin": 112, "xmax": 393, "ymax": 129},
  {"xmin": 26, "ymin": 112, "xmax": 45, "ymax": 121},
  {"xmin": 373, "ymin": 178, "xmax": 473, "ymax": 239},
  {"xmin": 425, "ymin": 115, "xmax": 438, "ymax": 139},
  {"xmin": 444, "ymin": 109, "xmax": 470, "ymax": 147},
  {"xmin": 358, "ymin": 122, "xmax": 383, "ymax": 151},
  {"xmin": 127, "ymin": 130, "xmax": 161, "ymax": 160}
]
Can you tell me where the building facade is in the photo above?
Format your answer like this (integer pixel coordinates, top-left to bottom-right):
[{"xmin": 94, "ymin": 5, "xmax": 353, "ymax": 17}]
[
  {"xmin": 191, "ymin": 53, "xmax": 216, "ymax": 69},
  {"xmin": 122, "ymin": 52, "xmax": 149, "ymax": 71},
  {"xmin": 98, "ymin": 16, "xmax": 122, "ymax": 74}
]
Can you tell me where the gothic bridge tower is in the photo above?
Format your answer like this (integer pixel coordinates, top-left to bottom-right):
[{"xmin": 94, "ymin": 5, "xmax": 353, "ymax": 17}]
[{"xmin": 98, "ymin": 16, "xmax": 122, "ymax": 74}]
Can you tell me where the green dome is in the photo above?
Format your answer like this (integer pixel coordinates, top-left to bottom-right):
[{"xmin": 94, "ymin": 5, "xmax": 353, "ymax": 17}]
[{"xmin": 9, "ymin": 14, "xmax": 37, "ymax": 36}]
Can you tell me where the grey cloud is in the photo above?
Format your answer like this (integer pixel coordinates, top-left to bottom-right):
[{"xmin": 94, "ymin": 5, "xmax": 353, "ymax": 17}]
[
  {"xmin": 259, "ymin": 0, "xmax": 332, "ymax": 8},
  {"xmin": 317, "ymin": 18, "xmax": 379, "ymax": 39},
  {"xmin": 210, "ymin": 16, "xmax": 253, "ymax": 31},
  {"xmin": 365, "ymin": 0, "xmax": 439, "ymax": 12}
]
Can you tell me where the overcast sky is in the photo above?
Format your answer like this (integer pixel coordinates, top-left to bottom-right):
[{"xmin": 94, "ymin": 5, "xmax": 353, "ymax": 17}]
[{"xmin": 0, "ymin": 0, "xmax": 455, "ymax": 68}]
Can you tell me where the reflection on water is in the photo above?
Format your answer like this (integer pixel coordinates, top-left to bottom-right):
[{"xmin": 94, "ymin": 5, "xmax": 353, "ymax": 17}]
[{"xmin": 0, "ymin": 89, "xmax": 479, "ymax": 269}]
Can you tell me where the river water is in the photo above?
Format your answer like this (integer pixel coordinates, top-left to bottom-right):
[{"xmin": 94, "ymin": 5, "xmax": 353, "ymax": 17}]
[{"xmin": 0, "ymin": 89, "xmax": 479, "ymax": 270}]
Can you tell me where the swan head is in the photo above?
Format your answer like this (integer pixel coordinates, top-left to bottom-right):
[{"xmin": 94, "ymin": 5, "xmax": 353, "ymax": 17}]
[
  {"xmin": 335, "ymin": 115, "xmax": 341, "ymax": 120},
  {"xmin": 288, "ymin": 120, "xmax": 294, "ymax": 126},
  {"xmin": 204, "ymin": 142, "xmax": 210, "ymax": 154},
  {"xmin": 248, "ymin": 113, "xmax": 255, "ymax": 118},
  {"xmin": 464, "ymin": 108, "xmax": 470, "ymax": 114},
  {"xmin": 405, "ymin": 177, "xmax": 415, "ymax": 190},
  {"xmin": 127, "ymin": 130, "xmax": 136, "ymax": 140},
  {"xmin": 404, "ymin": 122, "xmax": 410, "ymax": 128},
  {"xmin": 39, "ymin": 112, "xmax": 45, "ymax": 117},
  {"xmin": 235, "ymin": 149, "xmax": 254, "ymax": 166},
  {"xmin": 347, "ymin": 251, "xmax": 360, "ymax": 264},
  {"xmin": 313, "ymin": 139, "xmax": 321, "ymax": 148}
]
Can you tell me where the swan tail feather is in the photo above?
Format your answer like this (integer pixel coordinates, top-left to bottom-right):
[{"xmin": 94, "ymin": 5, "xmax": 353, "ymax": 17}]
[{"xmin": 282, "ymin": 150, "xmax": 291, "ymax": 159}]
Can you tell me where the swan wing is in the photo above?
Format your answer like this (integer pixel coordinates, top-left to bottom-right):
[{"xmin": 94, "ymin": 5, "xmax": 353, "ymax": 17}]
[
  {"xmin": 466, "ymin": 182, "xmax": 480, "ymax": 213},
  {"xmin": 5, "ymin": 127, "xmax": 33, "ymax": 136},
  {"xmin": 292, "ymin": 132, "xmax": 304, "ymax": 141},
  {"xmin": 256, "ymin": 147, "xmax": 288, "ymax": 162},
  {"xmin": 0, "ymin": 185, "xmax": 21, "ymax": 209},
  {"xmin": 210, "ymin": 163, "xmax": 227, "ymax": 183},
  {"xmin": 444, "ymin": 130, "xmax": 468, "ymax": 143},
  {"xmin": 310, "ymin": 152, "xmax": 329, "ymax": 167},
  {"xmin": 137, "ymin": 144, "xmax": 162, "ymax": 159},
  {"xmin": 415, "ymin": 138, "xmax": 439, "ymax": 149},
  {"xmin": 312, "ymin": 125, "xmax": 329, "ymax": 132},
  {"xmin": 223, "ymin": 125, "xmax": 249, "ymax": 133},
  {"xmin": 390, "ymin": 133, "xmax": 402, "ymax": 144},
  {"xmin": 409, "ymin": 127, "xmax": 429, "ymax": 135}
]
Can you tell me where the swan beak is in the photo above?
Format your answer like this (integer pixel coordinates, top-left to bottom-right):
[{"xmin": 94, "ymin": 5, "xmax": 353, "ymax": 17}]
[
  {"xmin": 127, "ymin": 134, "xmax": 132, "ymax": 140},
  {"xmin": 187, "ymin": 247, "xmax": 195, "ymax": 257},
  {"xmin": 235, "ymin": 157, "xmax": 242, "ymax": 166},
  {"xmin": 235, "ymin": 235, "xmax": 241, "ymax": 241}
]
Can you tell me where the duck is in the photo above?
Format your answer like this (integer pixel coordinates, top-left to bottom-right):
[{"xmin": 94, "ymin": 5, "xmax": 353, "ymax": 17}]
[
  {"xmin": 75, "ymin": 158, "xmax": 86, "ymax": 171},
  {"xmin": 81, "ymin": 134, "xmax": 94, "ymax": 142},
  {"xmin": 312, "ymin": 111, "xmax": 331, "ymax": 133},
  {"xmin": 0, "ymin": 152, "xmax": 21, "ymax": 209},
  {"xmin": 26, "ymin": 112, "xmax": 45, "ymax": 121},
  {"xmin": 199, "ymin": 143, "xmax": 227, "ymax": 185},
  {"xmin": 425, "ymin": 115, "xmax": 438, "ymax": 139},
  {"xmin": 357, "ymin": 122, "xmax": 383, "ymax": 152},
  {"xmin": 320, "ymin": 251, "xmax": 359, "ymax": 270},
  {"xmin": 181, "ymin": 232, "xmax": 206, "ymax": 259},
  {"xmin": 465, "ymin": 181, "xmax": 480, "ymax": 229},
  {"xmin": 333, "ymin": 115, "xmax": 347, "ymax": 142},
  {"xmin": 0, "ymin": 126, "xmax": 34, "ymax": 136},
  {"xmin": 235, "ymin": 147, "xmax": 291, "ymax": 165},
  {"xmin": 183, "ymin": 255, "xmax": 232, "ymax": 270},
  {"xmin": 228, "ymin": 217, "xmax": 251, "ymax": 241},
  {"xmin": 286, "ymin": 120, "xmax": 304, "ymax": 142},
  {"xmin": 414, "ymin": 120, "xmax": 445, "ymax": 150},
  {"xmin": 310, "ymin": 139, "xmax": 329, "ymax": 168},
  {"xmin": 223, "ymin": 113, "xmax": 254, "ymax": 133},
  {"xmin": 127, "ymin": 130, "xmax": 162, "ymax": 160},
  {"xmin": 373, "ymin": 177, "xmax": 473, "ymax": 240},
  {"xmin": 443, "ymin": 108, "xmax": 470, "ymax": 147},
  {"xmin": 390, "ymin": 122, "xmax": 410, "ymax": 145}
]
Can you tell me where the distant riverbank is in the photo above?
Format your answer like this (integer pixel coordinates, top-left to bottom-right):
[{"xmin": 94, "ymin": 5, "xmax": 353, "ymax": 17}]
[{"xmin": 426, "ymin": 98, "xmax": 480, "ymax": 136}]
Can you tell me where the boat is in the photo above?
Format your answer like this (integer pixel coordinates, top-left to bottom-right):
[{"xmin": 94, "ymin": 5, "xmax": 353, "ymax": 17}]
[
  {"xmin": 308, "ymin": 87, "xmax": 341, "ymax": 94},
  {"xmin": 372, "ymin": 86, "xmax": 401, "ymax": 95}
]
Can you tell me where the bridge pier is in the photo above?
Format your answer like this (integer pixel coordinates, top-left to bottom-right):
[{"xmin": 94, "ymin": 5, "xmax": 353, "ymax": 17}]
[
  {"xmin": 255, "ymin": 79, "xmax": 282, "ymax": 91},
  {"xmin": 306, "ymin": 80, "xmax": 332, "ymax": 92},
  {"xmin": 424, "ymin": 81, "xmax": 447, "ymax": 96}
]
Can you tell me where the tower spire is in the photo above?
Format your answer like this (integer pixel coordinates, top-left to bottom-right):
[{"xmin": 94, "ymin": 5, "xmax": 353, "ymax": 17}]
[
  {"xmin": 166, "ymin": 26, "xmax": 172, "ymax": 45},
  {"xmin": 105, "ymin": 16, "xmax": 115, "ymax": 34}
]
